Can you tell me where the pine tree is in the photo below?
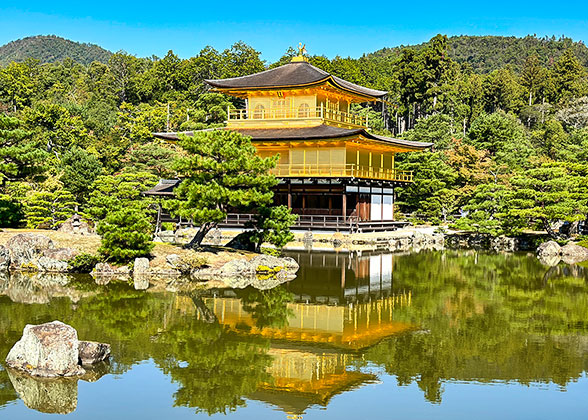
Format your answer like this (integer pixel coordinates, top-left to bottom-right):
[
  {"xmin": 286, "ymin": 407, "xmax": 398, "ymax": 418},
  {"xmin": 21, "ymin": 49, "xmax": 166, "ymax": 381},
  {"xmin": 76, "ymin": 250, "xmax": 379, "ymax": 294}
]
[
  {"xmin": 97, "ymin": 207, "xmax": 154, "ymax": 262},
  {"xmin": 248, "ymin": 205, "xmax": 297, "ymax": 252},
  {"xmin": 0, "ymin": 114, "xmax": 47, "ymax": 188},
  {"xmin": 24, "ymin": 188, "xmax": 77, "ymax": 229},
  {"xmin": 168, "ymin": 130, "xmax": 278, "ymax": 248}
]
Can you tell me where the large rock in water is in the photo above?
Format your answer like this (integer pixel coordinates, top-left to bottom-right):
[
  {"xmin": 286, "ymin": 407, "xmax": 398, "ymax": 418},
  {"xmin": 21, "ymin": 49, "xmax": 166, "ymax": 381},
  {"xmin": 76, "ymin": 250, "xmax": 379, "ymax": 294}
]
[
  {"xmin": 537, "ymin": 240, "xmax": 561, "ymax": 258},
  {"xmin": 5, "ymin": 321, "xmax": 85, "ymax": 377},
  {"xmin": 78, "ymin": 341, "xmax": 111, "ymax": 365},
  {"xmin": 560, "ymin": 243, "xmax": 588, "ymax": 264}
]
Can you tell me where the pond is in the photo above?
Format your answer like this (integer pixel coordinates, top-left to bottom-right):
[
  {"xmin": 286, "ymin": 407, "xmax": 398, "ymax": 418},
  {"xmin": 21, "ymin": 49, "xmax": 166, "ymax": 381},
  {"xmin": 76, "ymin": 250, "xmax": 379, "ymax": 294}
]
[{"xmin": 1, "ymin": 250, "xmax": 588, "ymax": 419}]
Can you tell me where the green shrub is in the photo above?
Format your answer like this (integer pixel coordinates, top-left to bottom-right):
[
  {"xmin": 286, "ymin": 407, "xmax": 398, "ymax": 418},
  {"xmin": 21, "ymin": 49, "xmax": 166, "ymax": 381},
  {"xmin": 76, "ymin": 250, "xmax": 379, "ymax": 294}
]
[
  {"xmin": 577, "ymin": 240, "xmax": 588, "ymax": 249},
  {"xmin": 69, "ymin": 253, "xmax": 102, "ymax": 273},
  {"xmin": 97, "ymin": 207, "xmax": 154, "ymax": 263},
  {"xmin": 260, "ymin": 247, "xmax": 281, "ymax": 257}
]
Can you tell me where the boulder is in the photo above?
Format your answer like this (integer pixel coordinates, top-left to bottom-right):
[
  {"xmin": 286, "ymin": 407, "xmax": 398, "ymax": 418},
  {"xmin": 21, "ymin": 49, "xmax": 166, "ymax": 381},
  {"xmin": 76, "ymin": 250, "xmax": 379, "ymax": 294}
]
[
  {"xmin": 78, "ymin": 341, "xmax": 111, "ymax": 365},
  {"xmin": 6, "ymin": 233, "xmax": 55, "ymax": 270},
  {"xmin": 92, "ymin": 262, "xmax": 115, "ymax": 276},
  {"xmin": 36, "ymin": 257, "xmax": 70, "ymax": 272},
  {"xmin": 7, "ymin": 369, "xmax": 78, "ymax": 414},
  {"xmin": 537, "ymin": 240, "xmax": 561, "ymax": 258},
  {"xmin": 43, "ymin": 248, "xmax": 78, "ymax": 261},
  {"xmin": 251, "ymin": 254, "xmax": 299, "ymax": 273},
  {"xmin": 560, "ymin": 243, "xmax": 588, "ymax": 264},
  {"xmin": 133, "ymin": 258, "xmax": 150, "ymax": 290},
  {"xmin": 91, "ymin": 263, "xmax": 131, "ymax": 283},
  {"xmin": 166, "ymin": 253, "xmax": 181, "ymax": 268},
  {"xmin": 0, "ymin": 245, "xmax": 10, "ymax": 271},
  {"xmin": 133, "ymin": 257, "xmax": 150, "ymax": 275},
  {"xmin": 218, "ymin": 259, "xmax": 255, "ymax": 277},
  {"xmin": 5, "ymin": 321, "xmax": 85, "ymax": 377}
]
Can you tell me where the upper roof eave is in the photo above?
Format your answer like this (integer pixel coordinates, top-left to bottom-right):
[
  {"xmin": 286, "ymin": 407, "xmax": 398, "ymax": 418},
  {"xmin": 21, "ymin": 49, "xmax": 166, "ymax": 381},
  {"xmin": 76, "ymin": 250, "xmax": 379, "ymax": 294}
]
[{"xmin": 205, "ymin": 62, "xmax": 387, "ymax": 100}]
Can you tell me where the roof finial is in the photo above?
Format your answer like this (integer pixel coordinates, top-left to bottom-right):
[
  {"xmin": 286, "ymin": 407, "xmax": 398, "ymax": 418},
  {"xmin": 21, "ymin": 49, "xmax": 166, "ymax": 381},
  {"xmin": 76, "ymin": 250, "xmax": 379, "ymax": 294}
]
[{"xmin": 292, "ymin": 43, "xmax": 308, "ymax": 62}]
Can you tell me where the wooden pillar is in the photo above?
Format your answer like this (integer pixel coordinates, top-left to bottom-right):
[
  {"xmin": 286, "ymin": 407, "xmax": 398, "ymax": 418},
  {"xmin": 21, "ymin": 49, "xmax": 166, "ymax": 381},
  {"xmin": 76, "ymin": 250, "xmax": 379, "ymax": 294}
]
[
  {"xmin": 287, "ymin": 182, "xmax": 292, "ymax": 209},
  {"xmin": 328, "ymin": 196, "xmax": 332, "ymax": 215},
  {"xmin": 342, "ymin": 193, "xmax": 347, "ymax": 221},
  {"xmin": 302, "ymin": 195, "xmax": 306, "ymax": 215}
]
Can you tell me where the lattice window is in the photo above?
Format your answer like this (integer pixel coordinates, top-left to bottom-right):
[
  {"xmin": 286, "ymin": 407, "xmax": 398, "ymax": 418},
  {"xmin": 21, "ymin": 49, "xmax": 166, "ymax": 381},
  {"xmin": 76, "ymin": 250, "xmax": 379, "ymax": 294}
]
[
  {"xmin": 298, "ymin": 103, "xmax": 310, "ymax": 118},
  {"xmin": 253, "ymin": 104, "xmax": 265, "ymax": 119}
]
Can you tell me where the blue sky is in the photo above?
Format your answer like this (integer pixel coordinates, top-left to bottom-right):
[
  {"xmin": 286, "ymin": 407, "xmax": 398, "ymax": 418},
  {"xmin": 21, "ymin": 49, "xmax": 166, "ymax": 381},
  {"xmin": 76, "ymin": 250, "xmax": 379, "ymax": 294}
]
[{"xmin": 1, "ymin": 1, "xmax": 587, "ymax": 63}]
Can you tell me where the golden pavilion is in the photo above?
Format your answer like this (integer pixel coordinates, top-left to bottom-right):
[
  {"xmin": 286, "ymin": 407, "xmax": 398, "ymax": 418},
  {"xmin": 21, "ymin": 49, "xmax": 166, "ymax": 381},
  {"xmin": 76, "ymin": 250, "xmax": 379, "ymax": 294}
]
[{"xmin": 152, "ymin": 51, "xmax": 432, "ymax": 231}]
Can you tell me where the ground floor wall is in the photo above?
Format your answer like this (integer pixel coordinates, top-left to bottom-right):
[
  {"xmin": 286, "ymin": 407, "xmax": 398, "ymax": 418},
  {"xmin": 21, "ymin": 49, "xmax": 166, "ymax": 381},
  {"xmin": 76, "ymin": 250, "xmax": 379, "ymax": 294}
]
[{"xmin": 274, "ymin": 180, "xmax": 396, "ymax": 222}]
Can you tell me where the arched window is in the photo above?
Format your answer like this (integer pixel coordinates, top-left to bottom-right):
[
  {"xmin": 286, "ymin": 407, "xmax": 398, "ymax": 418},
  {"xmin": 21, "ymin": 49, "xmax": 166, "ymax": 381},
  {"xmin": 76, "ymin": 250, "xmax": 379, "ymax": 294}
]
[
  {"xmin": 298, "ymin": 103, "xmax": 310, "ymax": 118},
  {"xmin": 253, "ymin": 104, "xmax": 265, "ymax": 119}
]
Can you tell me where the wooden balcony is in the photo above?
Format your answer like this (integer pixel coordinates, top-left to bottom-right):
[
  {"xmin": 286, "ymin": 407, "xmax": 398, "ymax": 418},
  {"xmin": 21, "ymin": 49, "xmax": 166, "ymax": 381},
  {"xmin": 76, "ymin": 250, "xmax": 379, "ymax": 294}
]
[
  {"xmin": 228, "ymin": 105, "xmax": 367, "ymax": 128},
  {"xmin": 272, "ymin": 164, "xmax": 413, "ymax": 182}
]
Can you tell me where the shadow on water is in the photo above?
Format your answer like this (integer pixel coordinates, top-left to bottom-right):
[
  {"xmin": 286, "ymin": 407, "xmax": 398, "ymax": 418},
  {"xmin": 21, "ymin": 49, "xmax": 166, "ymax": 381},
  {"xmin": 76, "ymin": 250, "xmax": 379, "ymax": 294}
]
[{"xmin": 0, "ymin": 250, "xmax": 587, "ymax": 415}]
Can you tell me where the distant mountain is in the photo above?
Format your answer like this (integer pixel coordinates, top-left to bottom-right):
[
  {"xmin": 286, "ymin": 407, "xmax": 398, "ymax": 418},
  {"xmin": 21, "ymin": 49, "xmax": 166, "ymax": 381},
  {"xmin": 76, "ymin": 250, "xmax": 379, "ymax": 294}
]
[
  {"xmin": 369, "ymin": 35, "xmax": 588, "ymax": 73},
  {"xmin": 0, "ymin": 35, "xmax": 112, "ymax": 66}
]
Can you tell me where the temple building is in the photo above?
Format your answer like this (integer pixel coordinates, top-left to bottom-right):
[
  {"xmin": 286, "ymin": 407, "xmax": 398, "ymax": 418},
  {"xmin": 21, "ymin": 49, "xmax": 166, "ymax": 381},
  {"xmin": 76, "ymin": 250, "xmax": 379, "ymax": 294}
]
[{"xmin": 151, "ymin": 52, "xmax": 432, "ymax": 231}]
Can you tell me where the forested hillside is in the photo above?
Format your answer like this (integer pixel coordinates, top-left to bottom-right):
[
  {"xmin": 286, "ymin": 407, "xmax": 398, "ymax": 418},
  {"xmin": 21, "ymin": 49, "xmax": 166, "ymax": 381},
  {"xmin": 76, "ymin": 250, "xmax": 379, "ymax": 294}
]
[
  {"xmin": 369, "ymin": 35, "xmax": 588, "ymax": 73},
  {"xmin": 0, "ymin": 35, "xmax": 112, "ymax": 66},
  {"xmin": 0, "ymin": 34, "xmax": 587, "ymax": 238}
]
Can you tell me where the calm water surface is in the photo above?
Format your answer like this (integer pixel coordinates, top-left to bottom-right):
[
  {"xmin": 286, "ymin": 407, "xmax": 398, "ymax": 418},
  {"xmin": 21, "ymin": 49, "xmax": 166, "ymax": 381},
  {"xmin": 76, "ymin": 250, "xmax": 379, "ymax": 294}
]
[{"xmin": 1, "ymin": 250, "xmax": 588, "ymax": 419}]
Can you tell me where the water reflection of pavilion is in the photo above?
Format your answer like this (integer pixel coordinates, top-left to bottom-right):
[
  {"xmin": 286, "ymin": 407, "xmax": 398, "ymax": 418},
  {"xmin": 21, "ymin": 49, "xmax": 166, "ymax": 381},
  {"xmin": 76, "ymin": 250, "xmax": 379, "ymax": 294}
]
[
  {"xmin": 200, "ymin": 295, "xmax": 412, "ymax": 415},
  {"xmin": 286, "ymin": 252, "xmax": 399, "ymax": 304},
  {"xmin": 194, "ymin": 252, "xmax": 414, "ymax": 416}
]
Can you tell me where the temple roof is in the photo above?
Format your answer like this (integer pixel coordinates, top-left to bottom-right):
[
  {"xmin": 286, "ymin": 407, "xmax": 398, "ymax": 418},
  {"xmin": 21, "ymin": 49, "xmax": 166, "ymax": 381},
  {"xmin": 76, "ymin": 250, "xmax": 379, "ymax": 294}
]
[
  {"xmin": 205, "ymin": 61, "xmax": 388, "ymax": 99},
  {"xmin": 152, "ymin": 126, "xmax": 432, "ymax": 150}
]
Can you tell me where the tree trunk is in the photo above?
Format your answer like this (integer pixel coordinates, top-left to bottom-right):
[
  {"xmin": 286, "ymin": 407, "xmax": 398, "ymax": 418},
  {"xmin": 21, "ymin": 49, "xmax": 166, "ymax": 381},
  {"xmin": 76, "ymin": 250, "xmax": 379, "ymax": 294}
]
[
  {"xmin": 569, "ymin": 220, "xmax": 580, "ymax": 236},
  {"xmin": 543, "ymin": 218, "xmax": 559, "ymax": 240},
  {"xmin": 186, "ymin": 221, "xmax": 217, "ymax": 249}
]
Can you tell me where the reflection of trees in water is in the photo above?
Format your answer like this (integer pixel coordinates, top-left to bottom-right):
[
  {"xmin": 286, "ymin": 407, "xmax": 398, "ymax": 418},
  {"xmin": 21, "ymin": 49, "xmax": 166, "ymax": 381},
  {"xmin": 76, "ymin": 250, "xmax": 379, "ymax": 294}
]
[
  {"xmin": 0, "ymin": 279, "xmax": 273, "ymax": 415},
  {"xmin": 363, "ymin": 250, "xmax": 588, "ymax": 403},
  {"xmin": 152, "ymin": 318, "xmax": 272, "ymax": 415},
  {"xmin": 0, "ymin": 368, "xmax": 17, "ymax": 410},
  {"xmin": 236, "ymin": 285, "xmax": 295, "ymax": 329}
]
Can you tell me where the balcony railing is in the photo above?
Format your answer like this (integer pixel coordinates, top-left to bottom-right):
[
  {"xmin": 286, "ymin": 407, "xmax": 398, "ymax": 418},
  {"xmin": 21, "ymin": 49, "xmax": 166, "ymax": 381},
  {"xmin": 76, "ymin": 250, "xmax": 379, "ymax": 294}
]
[
  {"xmin": 272, "ymin": 164, "xmax": 413, "ymax": 182},
  {"xmin": 228, "ymin": 105, "xmax": 367, "ymax": 127}
]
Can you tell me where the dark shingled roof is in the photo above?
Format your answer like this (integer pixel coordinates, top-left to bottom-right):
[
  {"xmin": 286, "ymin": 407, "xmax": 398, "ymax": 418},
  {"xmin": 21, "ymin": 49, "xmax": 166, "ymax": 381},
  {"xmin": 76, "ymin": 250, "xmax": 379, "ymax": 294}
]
[
  {"xmin": 142, "ymin": 179, "xmax": 181, "ymax": 196},
  {"xmin": 205, "ymin": 61, "xmax": 387, "ymax": 99},
  {"xmin": 152, "ymin": 125, "xmax": 432, "ymax": 150}
]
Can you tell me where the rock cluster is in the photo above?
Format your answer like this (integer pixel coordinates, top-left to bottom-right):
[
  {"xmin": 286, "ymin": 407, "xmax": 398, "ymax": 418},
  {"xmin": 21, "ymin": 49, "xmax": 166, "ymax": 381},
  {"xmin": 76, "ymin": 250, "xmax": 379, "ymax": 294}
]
[
  {"xmin": 192, "ymin": 254, "xmax": 299, "ymax": 288},
  {"xmin": 0, "ymin": 234, "xmax": 77, "ymax": 273},
  {"xmin": 536, "ymin": 241, "xmax": 588, "ymax": 265},
  {"xmin": 387, "ymin": 231, "xmax": 445, "ymax": 253},
  {"xmin": 5, "ymin": 321, "xmax": 110, "ymax": 378}
]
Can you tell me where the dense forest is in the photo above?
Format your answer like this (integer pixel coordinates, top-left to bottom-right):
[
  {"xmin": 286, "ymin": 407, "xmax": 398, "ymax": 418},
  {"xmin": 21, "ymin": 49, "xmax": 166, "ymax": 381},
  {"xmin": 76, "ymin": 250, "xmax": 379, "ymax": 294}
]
[{"xmin": 0, "ymin": 34, "xmax": 587, "ymax": 238}]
